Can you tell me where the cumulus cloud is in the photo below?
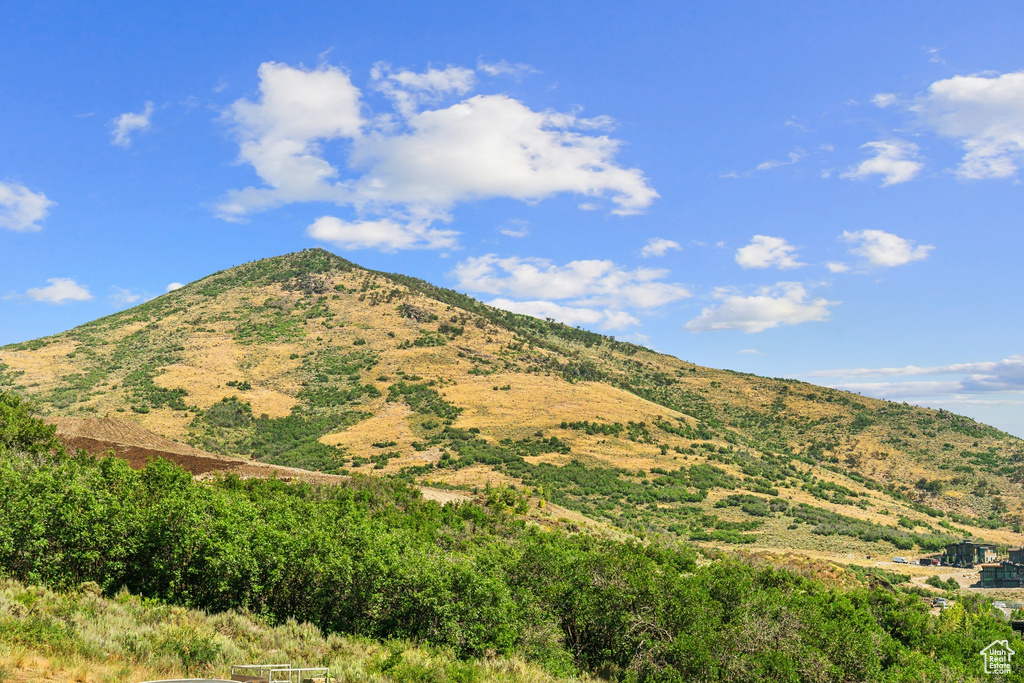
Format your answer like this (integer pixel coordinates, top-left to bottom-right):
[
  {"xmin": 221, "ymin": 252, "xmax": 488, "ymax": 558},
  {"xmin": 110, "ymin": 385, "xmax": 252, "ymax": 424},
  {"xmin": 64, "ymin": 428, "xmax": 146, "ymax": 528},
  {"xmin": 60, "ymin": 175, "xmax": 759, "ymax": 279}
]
[
  {"xmin": 487, "ymin": 298, "xmax": 639, "ymax": 330},
  {"xmin": 0, "ymin": 182, "xmax": 54, "ymax": 232},
  {"xmin": 453, "ymin": 254, "xmax": 690, "ymax": 309},
  {"xmin": 734, "ymin": 235, "xmax": 804, "ymax": 269},
  {"xmin": 912, "ymin": 70, "xmax": 1024, "ymax": 179},
  {"xmin": 825, "ymin": 261, "xmax": 850, "ymax": 273},
  {"xmin": 640, "ymin": 237, "xmax": 681, "ymax": 258},
  {"xmin": 111, "ymin": 101, "xmax": 155, "ymax": 148},
  {"xmin": 350, "ymin": 94, "xmax": 657, "ymax": 216},
  {"xmin": 372, "ymin": 63, "xmax": 476, "ymax": 117},
  {"xmin": 218, "ymin": 61, "xmax": 657, "ymax": 248},
  {"xmin": 872, "ymin": 93, "xmax": 898, "ymax": 108},
  {"xmin": 685, "ymin": 282, "xmax": 837, "ymax": 333},
  {"xmin": 19, "ymin": 278, "xmax": 93, "ymax": 304},
  {"xmin": 841, "ymin": 229, "xmax": 933, "ymax": 267},
  {"xmin": 166, "ymin": 282, "xmax": 185, "ymax": 292},
  {"xmin": 306, "ymin": 215, "xmax": 458, "ymax": 251},
  {"xmin": 841, "ymin": 140, "xmax": 923, "ymax": 186},
  {"xmin": 217, "ymin": 62, "xmax": 363, "ymax": 218}
]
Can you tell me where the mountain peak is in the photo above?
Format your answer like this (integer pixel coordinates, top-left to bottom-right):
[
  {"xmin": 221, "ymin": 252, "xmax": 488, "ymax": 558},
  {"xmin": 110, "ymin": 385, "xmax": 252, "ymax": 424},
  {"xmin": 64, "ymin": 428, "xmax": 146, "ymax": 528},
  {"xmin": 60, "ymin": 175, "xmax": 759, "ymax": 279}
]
[{"xmin": 1, "ymin": 249, "xmax": 1021, "ymax": 560}]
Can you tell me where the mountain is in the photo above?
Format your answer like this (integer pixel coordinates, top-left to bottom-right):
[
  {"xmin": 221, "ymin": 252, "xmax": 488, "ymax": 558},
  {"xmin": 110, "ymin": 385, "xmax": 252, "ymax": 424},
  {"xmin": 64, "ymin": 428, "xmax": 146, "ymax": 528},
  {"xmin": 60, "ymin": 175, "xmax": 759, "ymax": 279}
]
[{"xmin": 2, "ymin": 248, "xmax": 1021, "ymax": 556}]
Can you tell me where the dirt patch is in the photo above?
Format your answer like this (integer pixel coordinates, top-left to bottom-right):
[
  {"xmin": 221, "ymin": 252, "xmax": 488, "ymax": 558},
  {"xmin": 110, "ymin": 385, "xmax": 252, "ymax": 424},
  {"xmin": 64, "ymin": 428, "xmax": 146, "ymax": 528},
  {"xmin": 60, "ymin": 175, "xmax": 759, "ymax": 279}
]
[{"xmin": 51, "ymin": 416, "xmax": 348, "ymax": 486}]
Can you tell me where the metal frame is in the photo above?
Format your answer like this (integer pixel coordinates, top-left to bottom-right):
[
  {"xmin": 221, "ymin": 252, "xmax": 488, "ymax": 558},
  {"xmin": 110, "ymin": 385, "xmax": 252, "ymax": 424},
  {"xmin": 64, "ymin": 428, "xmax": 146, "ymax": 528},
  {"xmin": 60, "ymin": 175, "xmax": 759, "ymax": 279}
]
[
  {"xmin": 228, "ymin": 664, "xmax": 332, "ymax": 683},
  {"xmin": 268, "ymin": 668, "xmax": 332, "ymax": 683}
]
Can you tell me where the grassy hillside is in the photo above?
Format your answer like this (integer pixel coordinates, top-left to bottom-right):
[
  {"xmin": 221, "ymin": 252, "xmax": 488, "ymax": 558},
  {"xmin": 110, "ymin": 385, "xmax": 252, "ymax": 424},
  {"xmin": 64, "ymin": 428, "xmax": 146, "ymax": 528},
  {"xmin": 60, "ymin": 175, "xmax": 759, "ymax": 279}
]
[
  {"xmin": 0, "ymin": 398, "xmax": 1020, "ymax": 682},
  {"xmin": 0, "ymin": 577, "xmax": 581, "ymax": 683},
  {"xmin": 1, "ymin": 248, "xmax": 1022, "ymax": 557}
]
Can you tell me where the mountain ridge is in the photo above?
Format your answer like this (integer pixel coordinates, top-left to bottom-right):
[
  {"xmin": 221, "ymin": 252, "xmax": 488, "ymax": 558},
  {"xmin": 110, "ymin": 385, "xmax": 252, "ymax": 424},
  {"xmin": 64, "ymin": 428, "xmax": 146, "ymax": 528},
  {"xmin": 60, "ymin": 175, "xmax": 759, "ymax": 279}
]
[{"xmin": 2, "ymin": 248, "xmax": 1021, "ymax": 556}]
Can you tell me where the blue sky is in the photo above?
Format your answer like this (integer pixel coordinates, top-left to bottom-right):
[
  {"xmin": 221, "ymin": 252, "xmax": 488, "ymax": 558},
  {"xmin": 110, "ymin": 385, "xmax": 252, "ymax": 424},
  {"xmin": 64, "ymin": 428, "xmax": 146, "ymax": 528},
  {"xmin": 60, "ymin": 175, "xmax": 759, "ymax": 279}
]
[{"xmin": 2, "ymin": 1, "xmax": 1022, "ymax": 436}]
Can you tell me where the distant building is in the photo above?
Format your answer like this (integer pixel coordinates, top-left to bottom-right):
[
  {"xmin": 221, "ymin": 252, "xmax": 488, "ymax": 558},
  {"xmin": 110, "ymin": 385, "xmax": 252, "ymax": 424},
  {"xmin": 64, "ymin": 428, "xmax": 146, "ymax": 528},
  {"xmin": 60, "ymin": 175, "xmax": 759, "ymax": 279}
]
[
  {"xmin": 1009, "ymin": 547, "xmax": 1024, "ymax": 564},
  {"xmin": 945, "ymin": 540, "xmax": 996, "ymax": 565},
  {"xmin": 981, "ymin": 563, "xmax": 1024, "ymax": 589}
]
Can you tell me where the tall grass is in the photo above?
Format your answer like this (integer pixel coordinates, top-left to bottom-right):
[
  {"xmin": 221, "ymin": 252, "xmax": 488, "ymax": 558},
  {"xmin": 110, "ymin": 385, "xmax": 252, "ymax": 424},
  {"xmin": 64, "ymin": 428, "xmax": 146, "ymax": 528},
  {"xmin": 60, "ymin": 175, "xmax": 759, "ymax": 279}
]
[{"xmin": 0, "ymin": 579, "xmax": 587, "ymax": 683}]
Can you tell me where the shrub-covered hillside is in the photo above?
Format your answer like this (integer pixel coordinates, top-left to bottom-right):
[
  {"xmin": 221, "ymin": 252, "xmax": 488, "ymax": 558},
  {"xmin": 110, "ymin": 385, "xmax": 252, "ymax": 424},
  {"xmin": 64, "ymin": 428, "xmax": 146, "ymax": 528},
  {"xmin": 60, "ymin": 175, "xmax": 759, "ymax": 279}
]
[
  {"xmin": 1, "ymin": 391, "xmax": 1022, "ymax": 682},
  {"xmin": 1, "ymin": 249, "xmax": 1022, "ymax": 558}
]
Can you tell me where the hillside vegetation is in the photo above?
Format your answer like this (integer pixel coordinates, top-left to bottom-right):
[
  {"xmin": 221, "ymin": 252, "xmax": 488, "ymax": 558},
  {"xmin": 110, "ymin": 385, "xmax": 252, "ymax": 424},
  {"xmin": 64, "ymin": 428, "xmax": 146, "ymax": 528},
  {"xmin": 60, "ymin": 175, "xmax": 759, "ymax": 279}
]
[
  {"xmin": 1, "ymin": 249, "xmax": 1022, "ymax": 558},
  {"xmin": 0, "ymin": 393, "xmax": 1021, "ymax": 682}
]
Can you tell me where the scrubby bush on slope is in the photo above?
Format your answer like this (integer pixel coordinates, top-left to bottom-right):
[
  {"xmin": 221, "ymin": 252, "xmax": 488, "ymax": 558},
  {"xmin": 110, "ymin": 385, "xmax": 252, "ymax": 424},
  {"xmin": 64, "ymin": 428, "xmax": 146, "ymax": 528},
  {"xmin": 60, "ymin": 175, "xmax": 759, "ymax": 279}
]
[{"xmin": 0, "ymin": 391, "xmax": 1020, "ymax": 681}]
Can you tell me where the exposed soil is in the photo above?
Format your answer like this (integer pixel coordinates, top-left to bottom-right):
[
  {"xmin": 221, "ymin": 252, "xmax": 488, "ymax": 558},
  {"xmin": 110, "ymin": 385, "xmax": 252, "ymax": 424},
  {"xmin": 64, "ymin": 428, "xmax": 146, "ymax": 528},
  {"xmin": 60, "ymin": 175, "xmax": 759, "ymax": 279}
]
[
  {"xmin": 51, "ymin": 416, "xmax": 476, "ymax": 504},
  {"xmin": 51, "ymin": 416, "xmax": 348, "ymax": 486}
]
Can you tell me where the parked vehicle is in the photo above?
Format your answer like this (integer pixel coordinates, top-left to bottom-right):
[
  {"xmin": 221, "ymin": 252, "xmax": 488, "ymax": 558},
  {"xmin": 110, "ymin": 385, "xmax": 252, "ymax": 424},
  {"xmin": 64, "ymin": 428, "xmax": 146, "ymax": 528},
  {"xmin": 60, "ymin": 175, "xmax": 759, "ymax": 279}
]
[
  {"xmin": 935, "ymin": 597, "xmax": 949, "ymax": 607},
  {"xmin": 893, "ymin": 557, "xmax": 908, "ymax": 564},
  {"xmin": 919, "ymin": 558, "xmax": 940, "ymax": 566}
]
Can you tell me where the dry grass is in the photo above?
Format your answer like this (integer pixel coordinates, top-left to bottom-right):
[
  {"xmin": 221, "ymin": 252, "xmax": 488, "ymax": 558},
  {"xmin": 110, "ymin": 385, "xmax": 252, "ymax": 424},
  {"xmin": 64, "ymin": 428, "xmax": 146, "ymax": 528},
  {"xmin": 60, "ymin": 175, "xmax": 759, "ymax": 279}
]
[
  {"xmin": 2, "ymin": 250, "xmax": 1022, "ymax": 561},
  {"xmin": 0, "ymin": 580, "xmax": 592, "ymax": 683}
]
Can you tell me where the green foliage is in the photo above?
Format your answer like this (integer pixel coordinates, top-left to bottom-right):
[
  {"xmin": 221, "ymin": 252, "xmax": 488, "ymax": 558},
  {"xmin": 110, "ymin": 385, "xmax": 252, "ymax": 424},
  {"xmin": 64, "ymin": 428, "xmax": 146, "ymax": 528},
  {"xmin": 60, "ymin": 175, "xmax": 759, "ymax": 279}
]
[
  {"xmin": 387, "ymin": 381, "xmax": 463, "ymax": 420},
  {"xmin": 1, "ymin": 394, "xmax": 1021, "ymax": 681},
  {"xmin": 788, "ymin": 503, "xmax": 958, "ymax": 551},
  {"xmin": 0, "ymin": 393, "xmax": 63, "ymax": 457},
  {"xmin": 298, "ymin": 382, "xmax": 381, "ymax": 409},
  {"xmin": 560, "ymin": 420, "xmax": 624, "ymax": 437},
  {"xmin": 233, "ymin": 303, "xmax": 305, "ymax": 345},
  {"xmin": 925, "ymin": 575, "xmax": 961, "ymax": 591},
  {"xmin": 845, "ymin": 564, "xmax": 911, "ymax": 585},
  {"xmin": 155, "ymin": 624, "xmax": 221, "ymax": 676},
  {"xmin": 0, "ymin": 362, "xmax": 24, "ymax": 388},
  {"xmin": 203, "ymin": 396, "xmax": 253, "ymax": 429},
  {"xmin": 188, "ymin": 400, "xmax": 362, "ymax": 473}
]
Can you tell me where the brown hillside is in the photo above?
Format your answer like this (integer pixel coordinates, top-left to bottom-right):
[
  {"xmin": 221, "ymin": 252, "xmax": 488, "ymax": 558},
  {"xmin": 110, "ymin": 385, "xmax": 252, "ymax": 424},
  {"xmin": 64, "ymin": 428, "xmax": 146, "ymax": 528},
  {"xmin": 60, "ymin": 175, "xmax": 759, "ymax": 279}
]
[{"xmin": 2, "ymin": 248, "xmax": 1022, "ymax": 558}]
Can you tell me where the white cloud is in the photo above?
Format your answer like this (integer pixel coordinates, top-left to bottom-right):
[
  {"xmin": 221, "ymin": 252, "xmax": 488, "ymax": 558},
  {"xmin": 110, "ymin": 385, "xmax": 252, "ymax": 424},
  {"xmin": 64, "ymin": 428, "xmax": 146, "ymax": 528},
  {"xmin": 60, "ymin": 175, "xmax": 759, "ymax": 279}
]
[
  {"xmin": 307, "ymin": 215, "xmax": 458, "ymax": 252},
  {"xmin": 350, "ymin": 94, "xmax": 657, "ymax": 216},
  {"xmin": 755, "ymin": 150, "xmax": 805, "ymax": 171},
  {"xmin": 497, "ymin": 219, "xmax": 529, "ymax": 238},
  {"xmin": 487, "ymin": 298, "xmax": 639, "ymax": 330},
  {"xmin": 924, "ymin": 47, "xmax": 946, "ymax": 64},
  {"xmin": 807, "ymin": 355, "xmax": 1024, "ymax": 415},
  {"xmin": 111, "ymin": 101, "xmax": 155, "ymax": 148},
  {"xmin": 739, "ymin": 349, "xmax": 762, "ymax": 355},
  {"xmin": 477, "ymin": 60, "xmax": 538, "ymax": 79},
  {"xmin": 217, "ymin": 62, "xmax": 364, "ymax": 219},
  {"xmin": 841, "ymin": 140, "xmax": 923, "ymax": 186},
  {"xmin": 372, "ymin": 63, "xmax": 476, "ymax": 117},
  {"xmin": 640, "ymin": 237, "xmax": 681, "ymax": 258},
  {"xmin": 830, "ymin": 380, "xmax": 964, "ymax": 399},
  {"xmin": 166, "ymin": 282, "xmax": 185, "ymax": 292},
  {"xmin": 23, "ymin": 278, "xmax": 92, "ymax": 304},
  {"xmin": 841, "ymin": 229, "xmax": 933, "ymax": 267},
  {"xmin": 453, "ymin": 254, "xmax": 690, "ymax": 309},
  {"xmin": 808, "ymin": 355, "xmax": 1024, "ymax": 388},
  {"xmin": 217, "ymin": 61, "xmax": 657, "ymax": 246},
  {"xmin": 825, "ymin": 261, "xmax": 850, "ymax": 273},
  {"xmin": 912, "ymin": 70, "xmax": 1024, "ymax": 179},
  {"xmin": 109, "ymin": 287, "xmax": 143, "ymax": 306},
  {"xmin": 734, "ymin": 235, "xmax": 804, "ymax": 269},
  {"xmin": 0, "ymin": 182, "xmax": 55, "ymax": 232},
  {"xmin": 685, "ymin": 282, "xmax": 837, "ymax": 333},
  {"xmin": 872, "ymin": 93, "xmax": 898, "ymax": 108}
]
